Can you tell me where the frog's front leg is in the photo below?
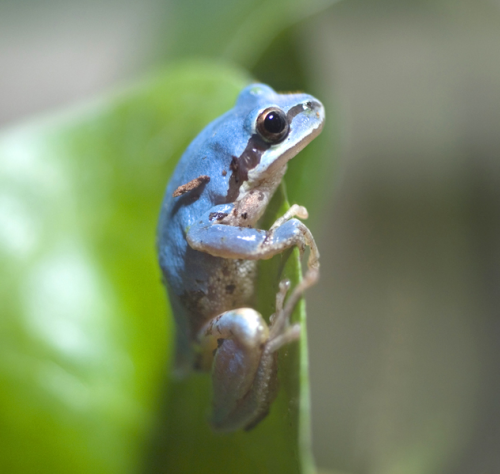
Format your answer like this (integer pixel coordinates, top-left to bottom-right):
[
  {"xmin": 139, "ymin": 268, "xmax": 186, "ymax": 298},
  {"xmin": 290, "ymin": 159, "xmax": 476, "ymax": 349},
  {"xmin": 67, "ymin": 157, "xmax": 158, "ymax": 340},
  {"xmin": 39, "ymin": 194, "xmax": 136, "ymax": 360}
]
[
  {"xmin": 197, "ymin": 271, "xmax": 317, "ymax": 432},
  {"xmin": 187, "ymin": 204, "xmax": 320, "ymax": 271}
]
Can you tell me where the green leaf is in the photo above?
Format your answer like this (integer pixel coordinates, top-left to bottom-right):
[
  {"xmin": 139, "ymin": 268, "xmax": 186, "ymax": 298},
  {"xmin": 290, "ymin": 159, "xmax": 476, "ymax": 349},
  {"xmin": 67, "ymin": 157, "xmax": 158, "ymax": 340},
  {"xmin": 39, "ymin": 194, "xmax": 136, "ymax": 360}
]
[
  {"xmin": 0, "ymin": 59, "xmax": 319, "ymax": 474},
  {"xmin": 146, "ymin": 183, "xmax": 315, "ymax": 474},
  {"xmin": 168, "ymin": 0, "xmax": 342, "ymax": 69}
]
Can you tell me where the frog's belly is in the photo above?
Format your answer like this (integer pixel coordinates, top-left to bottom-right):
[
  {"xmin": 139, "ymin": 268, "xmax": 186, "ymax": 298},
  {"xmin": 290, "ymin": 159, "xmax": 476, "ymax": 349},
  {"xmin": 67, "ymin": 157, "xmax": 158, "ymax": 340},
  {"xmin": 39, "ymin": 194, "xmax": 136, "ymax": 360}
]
[{"xmin": 177, "ymin": 257, "xmax": 257, "ymax": 338}]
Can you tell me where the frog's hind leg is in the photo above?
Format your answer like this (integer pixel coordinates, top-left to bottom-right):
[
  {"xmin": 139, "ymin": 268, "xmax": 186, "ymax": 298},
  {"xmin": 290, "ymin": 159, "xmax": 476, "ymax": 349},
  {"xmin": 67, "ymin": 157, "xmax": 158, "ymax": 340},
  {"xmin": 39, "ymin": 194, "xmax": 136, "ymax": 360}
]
[
  {"xmin": 240, "ymin": 269, "xmax": 319, "ymax": 431},
  {"xmin": 197, "ymin": 269, "xmax": 318, "ymax": 432},
  {"xmin": 197, "ymin": 308, "xmax": 270, "ymax": 432}
]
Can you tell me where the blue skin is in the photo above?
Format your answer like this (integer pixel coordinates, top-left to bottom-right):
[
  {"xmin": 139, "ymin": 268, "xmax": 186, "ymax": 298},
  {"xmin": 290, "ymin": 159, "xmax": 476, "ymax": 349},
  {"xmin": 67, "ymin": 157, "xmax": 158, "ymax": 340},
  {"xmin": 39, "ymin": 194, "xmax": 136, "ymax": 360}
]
[{"xmin": 157, "ymin": 83, "xmax": 324, "ymax": 431}]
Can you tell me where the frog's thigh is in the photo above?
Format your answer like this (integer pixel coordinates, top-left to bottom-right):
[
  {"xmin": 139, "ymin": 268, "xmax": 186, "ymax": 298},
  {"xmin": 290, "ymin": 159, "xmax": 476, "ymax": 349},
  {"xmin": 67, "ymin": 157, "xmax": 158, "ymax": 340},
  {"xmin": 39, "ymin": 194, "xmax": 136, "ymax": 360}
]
[
  {"xmin": 198, "ymin": 308, "xmax": 273, "ymax": 432},
  {"xmin": 187, "ymin": 218, "xmax": 319, "ymax": 268}
]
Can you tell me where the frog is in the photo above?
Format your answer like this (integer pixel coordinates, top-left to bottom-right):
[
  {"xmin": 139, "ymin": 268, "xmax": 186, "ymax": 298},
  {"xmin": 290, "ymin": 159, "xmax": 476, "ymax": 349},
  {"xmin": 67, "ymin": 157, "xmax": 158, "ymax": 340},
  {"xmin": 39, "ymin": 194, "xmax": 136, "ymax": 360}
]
[{"xmin": 157, "ymin": 83, "xmax": 324, "ymax": 432}]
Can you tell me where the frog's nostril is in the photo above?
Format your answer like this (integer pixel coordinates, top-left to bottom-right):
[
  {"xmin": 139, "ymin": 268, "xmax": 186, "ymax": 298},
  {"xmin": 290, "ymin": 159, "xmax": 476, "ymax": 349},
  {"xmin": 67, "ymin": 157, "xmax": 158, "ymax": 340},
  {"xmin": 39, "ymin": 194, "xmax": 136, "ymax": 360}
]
[{"xmin": 306, "ymin": 101, "xmax": 322, "ymax": 111}]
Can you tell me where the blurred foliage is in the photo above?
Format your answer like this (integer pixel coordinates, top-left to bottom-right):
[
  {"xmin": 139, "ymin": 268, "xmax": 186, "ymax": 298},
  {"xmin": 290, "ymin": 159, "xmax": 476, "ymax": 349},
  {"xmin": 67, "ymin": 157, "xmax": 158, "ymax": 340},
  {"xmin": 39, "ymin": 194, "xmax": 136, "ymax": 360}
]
[
  {"xmin": 167, "ymin": 0, "xmax": 340, "ymax": 68},
  {"xmin": 0, "ymin": 61, "xmax": 249, "ymax": 473},
  {"xmin": 0, "ymin": 0, "xmax": 340, "ymax": 472}
]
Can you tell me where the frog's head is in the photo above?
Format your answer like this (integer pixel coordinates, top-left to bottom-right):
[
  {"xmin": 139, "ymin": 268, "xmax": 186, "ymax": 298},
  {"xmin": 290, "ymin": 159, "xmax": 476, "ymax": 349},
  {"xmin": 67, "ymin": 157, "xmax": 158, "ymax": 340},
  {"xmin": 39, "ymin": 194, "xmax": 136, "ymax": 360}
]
[{"xmin": 228, "ymin": 83, "xmax": 325, "ymax": 200}]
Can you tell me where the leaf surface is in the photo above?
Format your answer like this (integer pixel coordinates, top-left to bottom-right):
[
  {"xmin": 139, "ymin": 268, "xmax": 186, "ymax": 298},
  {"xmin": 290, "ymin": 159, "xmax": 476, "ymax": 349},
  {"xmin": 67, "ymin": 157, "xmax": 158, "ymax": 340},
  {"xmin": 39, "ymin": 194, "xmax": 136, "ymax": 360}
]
[{"xmin": 0, "ymin": 61, "xmax": 317, "ymax": 474}]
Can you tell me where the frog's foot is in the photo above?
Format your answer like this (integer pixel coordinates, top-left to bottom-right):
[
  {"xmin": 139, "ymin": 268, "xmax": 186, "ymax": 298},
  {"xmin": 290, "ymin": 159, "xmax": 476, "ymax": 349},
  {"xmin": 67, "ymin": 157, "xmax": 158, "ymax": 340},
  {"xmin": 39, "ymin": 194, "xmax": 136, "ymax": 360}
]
[
  {"xmin": 196, "ymin": 270, "xmax": 318, "ymax": 432},
  {"xmin": 267, "ymin": 269, "xmax": 319, "ymax": 351},
  {"xmin": 269, "ymin": 204, "xmax": 309, "ymax": 231},
  {"xmin": 267, "ymin": 204, "xmax": 319, "ymax": 271},
  {"xmin": 270, "ymin": 278, "xmax": 291, "ymax": 325}
]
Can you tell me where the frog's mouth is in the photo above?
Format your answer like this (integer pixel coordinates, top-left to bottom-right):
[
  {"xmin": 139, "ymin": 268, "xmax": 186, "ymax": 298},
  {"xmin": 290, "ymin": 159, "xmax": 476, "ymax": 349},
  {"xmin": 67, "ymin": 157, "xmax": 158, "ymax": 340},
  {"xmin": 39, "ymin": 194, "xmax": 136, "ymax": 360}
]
[{"xmin": 224, "ymin": 100, "xmax": 324, "ymax": 203}]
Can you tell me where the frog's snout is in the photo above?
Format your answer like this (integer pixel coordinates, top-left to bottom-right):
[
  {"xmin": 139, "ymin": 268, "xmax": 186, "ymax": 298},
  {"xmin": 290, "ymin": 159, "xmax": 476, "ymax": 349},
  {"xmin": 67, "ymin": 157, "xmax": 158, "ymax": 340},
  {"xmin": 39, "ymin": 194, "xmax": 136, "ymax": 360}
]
[{"xmin": 304, "ymin": 100, "xmax": 325, "ymax": 121}]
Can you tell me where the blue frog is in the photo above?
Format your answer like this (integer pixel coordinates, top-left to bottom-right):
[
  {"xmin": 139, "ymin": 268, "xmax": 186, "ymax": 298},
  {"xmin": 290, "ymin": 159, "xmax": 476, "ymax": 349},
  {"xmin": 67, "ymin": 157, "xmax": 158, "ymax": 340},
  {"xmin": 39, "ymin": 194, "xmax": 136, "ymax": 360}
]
[{"xmin": 157, "ymin": 83, "xmax": 324, "ymax": 432}]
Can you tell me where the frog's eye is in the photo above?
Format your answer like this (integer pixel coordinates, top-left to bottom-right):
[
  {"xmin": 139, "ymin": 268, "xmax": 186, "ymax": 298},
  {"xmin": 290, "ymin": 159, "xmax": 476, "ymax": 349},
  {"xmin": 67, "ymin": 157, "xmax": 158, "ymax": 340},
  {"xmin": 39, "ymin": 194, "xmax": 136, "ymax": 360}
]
[{"xmin": 256, "ymin": 107, "xmax": 289, "ymax": 144}]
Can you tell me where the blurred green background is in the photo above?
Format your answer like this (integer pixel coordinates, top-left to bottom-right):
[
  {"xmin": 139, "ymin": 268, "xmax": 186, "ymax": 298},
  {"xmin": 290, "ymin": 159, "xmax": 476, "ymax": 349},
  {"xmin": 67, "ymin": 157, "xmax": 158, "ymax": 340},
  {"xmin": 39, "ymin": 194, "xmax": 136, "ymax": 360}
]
[{"xmin": 1, "ymin": 0, "xmax": 500, "ymax": 473}]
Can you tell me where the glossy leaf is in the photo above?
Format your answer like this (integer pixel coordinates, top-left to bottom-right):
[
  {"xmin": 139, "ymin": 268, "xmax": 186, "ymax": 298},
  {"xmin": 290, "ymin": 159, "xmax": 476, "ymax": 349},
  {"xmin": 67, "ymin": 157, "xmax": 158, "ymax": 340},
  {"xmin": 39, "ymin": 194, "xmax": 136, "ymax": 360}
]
[
  {"xmin": 0, "ymin": 61, "xmax": 245, "ymax": 473},
  {"xmin": 0, "ymin": 61, "xmax": 317, "ymax": 473}
]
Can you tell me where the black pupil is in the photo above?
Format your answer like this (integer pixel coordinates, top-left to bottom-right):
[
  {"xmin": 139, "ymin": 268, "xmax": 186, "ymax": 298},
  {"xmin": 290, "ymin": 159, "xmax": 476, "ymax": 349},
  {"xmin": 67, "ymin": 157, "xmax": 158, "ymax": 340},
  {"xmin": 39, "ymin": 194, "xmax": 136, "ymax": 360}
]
[{"xmin": 264, "ymin": 111, "xmax": 285, "ymax": 134}]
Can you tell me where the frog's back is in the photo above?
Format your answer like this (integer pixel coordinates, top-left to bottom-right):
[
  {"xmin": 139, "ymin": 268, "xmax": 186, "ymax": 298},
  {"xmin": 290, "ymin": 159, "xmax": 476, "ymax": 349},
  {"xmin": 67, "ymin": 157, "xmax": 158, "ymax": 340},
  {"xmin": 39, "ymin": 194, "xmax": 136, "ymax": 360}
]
[{"xmin": 157, "ymin": 107, "xmax": 255, "ymax": 370}]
